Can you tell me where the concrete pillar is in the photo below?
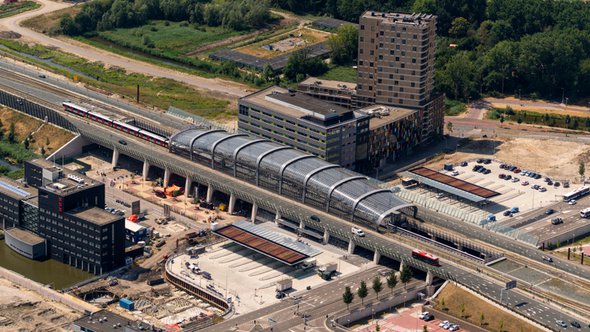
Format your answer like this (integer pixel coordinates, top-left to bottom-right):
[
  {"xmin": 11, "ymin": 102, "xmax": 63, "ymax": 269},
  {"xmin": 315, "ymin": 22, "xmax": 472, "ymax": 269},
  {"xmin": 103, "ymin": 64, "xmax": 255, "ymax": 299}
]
[
  {"xmin": 426, "ymin": 270, "xmax": 434, "ymax": 285},
  {"xmin": 400, "ymin": 260, "xmax": 406, "ymax": 272},
  {"xmin": 275, "ymin": 211, "xmax": 281, "ymax": 225},
  {"xmin": 206, "ymin": 185, "xmax": 214, "ymax": 203},
  {"xmin": 348, "ymin": 241, "xmax": 355, "ymax": 254},
  {"xmin": 457, "ymin": 244, "xmax": 464, "ymax": 251},
  {"xmin": 194, "ymin": 185, "xmax": 200, "ymax": 201},
  {"xmin": 323, "ymin": 229, "xmax": 330, "ymax": 244},
  {"xmin": 251, "ymin": 203, "xmax": 258, "ymax": 222},
  {"xmin": 228, "ymin": 193, "xmax": 236, "ymax": 214},
  {"xmin": 111, "ymin": 148, "xmax": 119, "ymax": 169},
  {"xmin": 299, "ymin": 220, "xmax": 305, "ymax": 229},
  {"xmin": 163, "ymin": 167, "xmax": 171, "ymax": 188},
  {"xmin": 184, "ymin": 177, "xmax": 192, "ymax": 198},
  {"xmin": 373, "ymin": 250, "xmax": 381, "ymax": 264},
  {"xmin": 142, "ymin": 160, "xmax": 150, "ymax": 181}
]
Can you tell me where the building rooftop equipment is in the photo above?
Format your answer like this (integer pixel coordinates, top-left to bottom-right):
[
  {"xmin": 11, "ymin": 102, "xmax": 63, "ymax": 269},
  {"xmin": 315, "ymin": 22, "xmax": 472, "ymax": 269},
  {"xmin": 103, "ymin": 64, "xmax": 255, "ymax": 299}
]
[
  {"xmin": 69, "ymin": 207, "xmax": 124, "ymax": 226},
  {"xmin": 358, "ymin": 105, "xmax": 417, "ymax": 129},
  {"xmin": 72, "ymin": 310, "xmax": 147, "ymax": 332},
  {"xmin": 29, "ymin": 159, "xmax": 102, "ymax": 196},
  {"xmin": 0, "ymin": 178, "xmax": 37, "ymax": 200}
]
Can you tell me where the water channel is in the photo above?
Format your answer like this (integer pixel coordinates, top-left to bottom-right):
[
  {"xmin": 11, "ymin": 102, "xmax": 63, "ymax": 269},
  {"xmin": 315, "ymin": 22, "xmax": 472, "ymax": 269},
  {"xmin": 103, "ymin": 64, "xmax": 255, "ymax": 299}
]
[{"xmin": 0, "ymin": 239, "xmax": 93, "ymax": 289}]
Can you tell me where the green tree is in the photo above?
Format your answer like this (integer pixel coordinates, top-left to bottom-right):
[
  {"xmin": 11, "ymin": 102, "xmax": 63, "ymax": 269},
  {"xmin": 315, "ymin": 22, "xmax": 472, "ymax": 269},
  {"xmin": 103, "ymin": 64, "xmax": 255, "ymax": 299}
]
[
  {"xmin": 499, "ymin": 320, "xmax": 504, "ymax": 332},
  {"xmin": 440, "ymin": 297, "xmax": 446, "ymax": 311},
  {"xmin": 40, "ymin": 146, "xmax": 46, "ymax": 156},
  {"xmin": 342, "ymin": 286, "xmax": 354, "ymax": 310},
  {"xmin": 423, "ymin": 325, "xmax": 428, "ymax": 332},
  {"xmin": 357, "ymin": 281, "xmax": 368, "ymax": 304},
  {"xmin": 480, "ymin": 312, "xmax": 485, "ymax": 326},
  {"xmin": 328, "ymin": 24, "xmax": 358, "ymax": 65},
  {"xmin": 262, "ymin": 64, "xmax": 274, "ymax": 82},
  {"xmin": 517, "ymin": 117, "xmax": 522, "ymax": 124},
  {"xmin": 284, "ymin": 49, "xmax": 328, "ymax": 82},
  {"xmin": 372, "ymin": 276, "xmax": 383, "ymax": 299},
  {"xmin": 24, "ymin": 137, "xmax": 30, "ymax": 150},
  {"xmin": 45, "ymin": 137, "xmax": 50, "ymax": 146},
  {"xmin": 449, "ymin": 17, "xmax": 470, "ymax": 38},
  {"xmin": 460, "ymin": 303, "xmax": 465, "ymax": 318},
  {"xmin": 500, "ymin": 116, "xmax": 505, "ymax": 124},
  {"xmin": 579, "ymin": 160, "xmax": 585, "ymax": 178},
  {"xmin": 386, "ymin": 271, "xmax": 398, "ymax": 294},
  {"xmin": 7, "ymin": 122, "xmax": 15, "ymax": 143},
  {"xmin": 400, "ymin": 265, "xmax": 412, "ymax": 289},
  {"xmin": 446, "ymin": 121, "xmax": 453, "ymax": 133},
  {"xmin": 59, "ymin": 14, "xmax": 77, "ymax": 35}
]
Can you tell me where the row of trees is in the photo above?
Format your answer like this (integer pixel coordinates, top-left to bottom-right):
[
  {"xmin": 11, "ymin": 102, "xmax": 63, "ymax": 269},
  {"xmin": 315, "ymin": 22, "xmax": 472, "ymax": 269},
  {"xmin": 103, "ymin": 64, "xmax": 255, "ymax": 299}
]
[
  {"xmin": 342, "ymin": 266, "xmax": 413, "ymax": 310},
  {"xmin": 275, "ymin": 0, "xmax": 590, "ymax": 102},
  {"xmin": 60, "ymin": 0, "xmax": 271, "ymax": 35}
]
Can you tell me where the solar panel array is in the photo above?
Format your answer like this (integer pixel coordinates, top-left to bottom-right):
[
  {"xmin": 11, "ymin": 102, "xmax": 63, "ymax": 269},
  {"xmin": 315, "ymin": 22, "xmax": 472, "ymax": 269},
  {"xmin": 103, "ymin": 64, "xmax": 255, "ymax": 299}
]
[{"xmin": 0, "ymin": 180, "xmax": 30, "ymax": 197}]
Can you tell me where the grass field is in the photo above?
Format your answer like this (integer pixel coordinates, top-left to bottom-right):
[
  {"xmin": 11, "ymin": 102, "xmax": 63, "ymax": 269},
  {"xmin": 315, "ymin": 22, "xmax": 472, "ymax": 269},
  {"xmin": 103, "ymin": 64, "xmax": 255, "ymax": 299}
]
[
  {"xmin": 0, "ymin": 39, "xmax": 232, "ymax": 119},
  {"xmin": 21, "ymin": 5, "xmax": 80, "ymax": 33},
  {"xmin": 487, "ymin": 107, "xmax": 590, "ymax": 131},
  {"xmin": 0, "ymin": 1, "xmax": 39, "ymax": 19},
  {"xmin": 0, "ymin": 107, "xmax": 74, "ymax": 156},
  {"xmin": 235, "ymin": 27, "xmax": 330, "ymax": 59},
  {"xmin": 435, "ymin": 283, "xmax": 544, "ymax": 332},
  {"xmin": 99, "ymin": 21, "xmax": 243, "ymax": 57},
  {"xmin": 445, "ymin": 99, "xmax": 467, "ymax": 116},
  {"xmin": 319, "ymin": 65, "xmax": 357, "ymax": 83}
]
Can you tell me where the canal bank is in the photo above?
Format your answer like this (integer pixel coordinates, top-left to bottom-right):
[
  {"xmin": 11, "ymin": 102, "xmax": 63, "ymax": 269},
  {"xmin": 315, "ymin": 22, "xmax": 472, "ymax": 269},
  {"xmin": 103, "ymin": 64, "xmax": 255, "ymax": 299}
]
[{"xmin": 0, "ymin": 239, "xmax": 92, "ymax": 289}]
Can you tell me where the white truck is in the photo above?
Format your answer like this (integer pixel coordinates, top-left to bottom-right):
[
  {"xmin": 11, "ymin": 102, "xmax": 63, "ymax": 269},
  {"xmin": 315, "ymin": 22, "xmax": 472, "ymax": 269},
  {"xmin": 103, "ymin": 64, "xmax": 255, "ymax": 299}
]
[
  {"xmin": 317, "ymin": 262, "xmax": 338, "ymax": 280},
  {"xmin": 299, "ymin": 258, "xmax": 317, "ymax": 270}
]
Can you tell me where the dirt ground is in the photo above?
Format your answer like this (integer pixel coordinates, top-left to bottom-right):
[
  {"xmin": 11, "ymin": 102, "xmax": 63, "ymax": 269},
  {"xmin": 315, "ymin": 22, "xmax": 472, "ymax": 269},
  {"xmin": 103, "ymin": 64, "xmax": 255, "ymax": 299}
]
[
  {"xmin": 20, "ymin": 4, "xmax": 79, "ymax": 33},
  {"xmin": 235, "ymin": 27, "xmax": 330, "ymax": 59},
  {"xmin": 434, "ymin": 283, "xmax": 543, "ymax": 332},
  {"xmin": 426, "ymin": 137, "xmax": 590, "ymax": 183},
  {"xmin": 486, "ymin": 97, "xmax": 590, "ymax": 118},
  {"xmin": 0, "ymin": 106, "xmax": 74, "ymax": 154},
  {"xmin": 0, "ymin": 277, "xmax": 80, "ymax": 331}
]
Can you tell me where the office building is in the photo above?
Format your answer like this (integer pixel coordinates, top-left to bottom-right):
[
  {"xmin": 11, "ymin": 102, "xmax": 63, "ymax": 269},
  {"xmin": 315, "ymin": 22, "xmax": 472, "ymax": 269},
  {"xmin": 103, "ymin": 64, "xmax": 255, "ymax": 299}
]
[
  {"xmin": 356, "ymin": 11, "xmax": 444, "ymax": 141},
  {"xmin": 22, "ymin": 159, "xmax": 125, "ymax": 274},
  {"xmin": 238, "ymin": 86, "xmax": 370, "ymax": 169}
]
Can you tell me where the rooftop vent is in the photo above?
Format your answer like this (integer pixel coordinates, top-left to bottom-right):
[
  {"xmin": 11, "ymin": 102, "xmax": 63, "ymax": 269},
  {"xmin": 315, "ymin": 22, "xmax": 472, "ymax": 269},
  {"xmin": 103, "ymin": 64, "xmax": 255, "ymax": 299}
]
[{"xmin": 67, "ymin": 174, "xmax": 85, "ymax": 184}]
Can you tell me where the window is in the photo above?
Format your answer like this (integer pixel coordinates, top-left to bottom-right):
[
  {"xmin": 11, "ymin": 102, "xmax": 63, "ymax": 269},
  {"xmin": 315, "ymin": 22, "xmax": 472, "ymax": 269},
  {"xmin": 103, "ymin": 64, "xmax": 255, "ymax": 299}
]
[
  {"xmin": 401, "ymin": 63, "xmax": 405, "ymax": 68},
  {"xmin": 360, "ymin": 37, "xmax": 364, "ymax": 42},
  {"xmin": 360, "ymin": 25, "xmax": 365, "ymax": 30},
  {"xmin": 402, "ymin": 39, "xmax": 406, "ymax": 44},
  {"xmin": 411, "ymin": 82, "xmax": 415, "ymax": 87},
  {"xmin": 389, "ymin": 74, "xmax": 393, "ymax": 79},
  {"xmin": 400, "ymin": 87, "xmax": 404, "ymax": 92},
  {"xmin": 379, "ymin": 31, "xmax": 384, "ymax": 36},
  {"xmin": 388, "ymin": 86, "xmax": 393, "ymax": 91},
  {"xmin": 399, "ymin": 99, "xmax": 403, "ymax": 104},
  {"xmin": 413, "ymin": 34, "xmax": 417, "ymax": 39}
]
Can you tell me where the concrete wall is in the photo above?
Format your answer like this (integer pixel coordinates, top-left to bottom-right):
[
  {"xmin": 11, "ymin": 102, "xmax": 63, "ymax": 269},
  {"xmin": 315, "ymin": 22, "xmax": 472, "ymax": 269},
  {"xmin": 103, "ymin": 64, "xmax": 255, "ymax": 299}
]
[
  {"xmin": 543, "ymin": 222, "xmax": 590, "ymax": 247},
  {"xmin": 46, "ymin": 135, "xmax": 92, "ymax": 161},
  {"xmin": 0, "ymin": 265, "xmax": 99, "ymax": 314}
]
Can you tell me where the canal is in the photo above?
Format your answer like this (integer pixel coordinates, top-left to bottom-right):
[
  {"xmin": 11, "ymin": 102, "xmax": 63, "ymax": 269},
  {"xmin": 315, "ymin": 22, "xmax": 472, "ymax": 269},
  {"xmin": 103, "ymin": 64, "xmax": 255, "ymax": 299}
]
[{"xmin": 0, "ymin": 239, "xmax": 93, "ymax": 289}]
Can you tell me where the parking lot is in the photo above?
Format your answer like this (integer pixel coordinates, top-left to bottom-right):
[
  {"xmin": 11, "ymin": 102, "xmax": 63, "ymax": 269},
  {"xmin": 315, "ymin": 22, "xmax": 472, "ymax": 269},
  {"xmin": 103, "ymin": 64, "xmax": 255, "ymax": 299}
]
[
  {"xmin": 353, "ymin": 304, "xmax": 465, "ymax": 332},
  {"xmin": 168, "ymin": 222, "xmax": 360, "ymax": 315},
  {"xmin": 431, "ymin": 159, "xmax": 571, "ymax": 221}
]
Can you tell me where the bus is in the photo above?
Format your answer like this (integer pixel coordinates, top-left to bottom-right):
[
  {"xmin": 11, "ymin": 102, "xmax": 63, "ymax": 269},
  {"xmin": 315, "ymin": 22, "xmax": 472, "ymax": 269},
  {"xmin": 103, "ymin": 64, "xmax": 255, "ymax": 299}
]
[
  {"xmin": 563, "ymin": 186, "xmax": 590, "ymax": 202},
  {"xmin": 411, "ymin": 249, "xmax": 440, "ymax": 266},
  {"xmin": 580, "ymin": 208, "xmax": 590, "ymax": 218}
]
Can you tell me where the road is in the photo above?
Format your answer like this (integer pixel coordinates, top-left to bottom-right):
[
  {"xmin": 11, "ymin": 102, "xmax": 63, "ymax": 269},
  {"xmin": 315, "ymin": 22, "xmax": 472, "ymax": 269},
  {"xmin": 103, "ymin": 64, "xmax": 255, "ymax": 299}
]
[
  {"xmin": 1, "ymin": 68, "xmax": 588, "ymax": 330},
  {"xmin": 201, "ymin": 266, "xmax": 422, "ymax": 332},
  {"xmin": 0, "ymin": 0, "xmax": 249, "ymax": 100}
]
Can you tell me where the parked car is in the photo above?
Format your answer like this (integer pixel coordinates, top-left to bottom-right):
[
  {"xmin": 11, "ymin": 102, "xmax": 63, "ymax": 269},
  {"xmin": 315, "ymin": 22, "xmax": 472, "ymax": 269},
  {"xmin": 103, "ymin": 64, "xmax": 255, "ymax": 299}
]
[
  {"xmin": 532, "ymin": 184, "xmax": 540, "ymax": 190},
  {"xmin": 460, "ymin": 161, "xmax": 468, "ymax": 167},
  {"xmin": 351, "ymin": 227, "xmax": 365, "ymax": 237},
  {"xmin": 569, "ymin": 199, "xmax": 577, "ymax": 205},
  {"xmin": 423, "ymin": 314, "xmax": 434, "ymax": 321},
  {"xmin": 478, "ymin": 167, "xmax": 486, "ymax": 173},
  {"xmin": 547, "ymin": 180, "xmax": 553, "ymax": 185},
  {"xmin": 571, "ymin": 321, "xmax": 581, "ymax": 328},
  {"xmin": 418, "ymin": 312, "xmax": 430, "ymax": 320},
  {"xmin": 538, "ymin": 187, "xmax": 547, "ymax": 192},
  {"xmin": 484, "ymin": 169, "xmax": 491, "ymax": 174},
  {"xmin": 439, "ymin": 321, "xmax": 450, "ymax": 328},
  {"xmin": 505, "ymin": 175, "xmax": 512, "ymax": 180},
  {"xmin": 521, "ymin": 181, "xmax": 529, "ymax": 186},
  {"xmin": 503, "ymin": 210, "xmax": 511, "ymax": 216},
  {"xmin": 310, "ymin": 215, "xmax": 320, "ymax": 222},
  {"xmin": 275, "ymin": 291, "xmax": 286, "ymax": 299},
  {"xmin": 476, "ymin": 159, "xmax": 484, "ymax": 164},
  {"xmin": 512, "ymin": 177, "xmax": 520, "ymax": 182},
  {"xmin": 483, "ymin": 159, "xmax": 492, "ymax": 164},
  {"xmin": 513, "ymin": 168, "xmax": 521, "ymax": 173},
  {"xmin": 564, "ymin": 182, "xmax": 570, "ymax": 188},
  {"xmin": 451, "ymin": 171, "xmax": 459, "ymax": 176},
  {"xmin": 535, "ymin": 174, "xmax": 542, "ymax": 179},
  {"xmin": 118, "ymin": 139, "xmax": 127, "ymax": 145},
  {"xmin": 544, "ymin": 177, "xmax": 551, "ymax": 183},
  {"xmin": 542, "ymin": 256, "xmax": 553, "ymax": 263},
  {"xmin": 449, "ymin": 325, "xmax": 460, "ymax": 331},
  {"xmin": 551, "ymin": 218, "xmax": 563, "ymax": 225},
  {"xmin": 545, "ymin": 209, "xmax": 555, "ymax": 215},
  {"xmin": 554, "ymin": 182, "xmax": 560, "ymax": 187},
  {"xmin": 499, "ymin": 174, "xmax": 506, "ymax": 179},
  {"xmin": 510, "ymin": 207, "xmax": 519, "ymax": 213}
]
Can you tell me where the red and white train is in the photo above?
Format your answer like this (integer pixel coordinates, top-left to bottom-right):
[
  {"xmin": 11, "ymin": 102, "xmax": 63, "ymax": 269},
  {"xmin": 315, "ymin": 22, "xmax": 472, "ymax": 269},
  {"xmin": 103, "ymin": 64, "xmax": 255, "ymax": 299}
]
[
  {"xmin": 411, "ymin": 249, "xmax": 440, "ymax": 266},
  {"xmin": 62, "ymin": 102, "xmax": 169, "ymax": 148}
]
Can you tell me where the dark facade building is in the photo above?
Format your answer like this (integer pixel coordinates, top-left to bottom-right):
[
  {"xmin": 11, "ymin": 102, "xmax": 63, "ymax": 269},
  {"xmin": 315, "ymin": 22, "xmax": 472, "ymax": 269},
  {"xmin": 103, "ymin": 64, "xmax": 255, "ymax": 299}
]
[
  {"xmin": 238, "ymin": 86, "xmax": 370, "ymax": 170},
  {"xmin": 19, "ymin": 159, "xmax": 125, "ymax": 274}
]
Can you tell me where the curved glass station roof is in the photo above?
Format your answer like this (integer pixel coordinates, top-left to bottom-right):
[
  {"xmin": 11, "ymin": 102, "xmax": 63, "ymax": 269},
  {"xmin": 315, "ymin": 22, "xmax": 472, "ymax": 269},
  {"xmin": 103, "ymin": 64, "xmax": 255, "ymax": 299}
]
[{"xmin": 170, "ymin": 128, "xmax": 416, "ymax": 225}]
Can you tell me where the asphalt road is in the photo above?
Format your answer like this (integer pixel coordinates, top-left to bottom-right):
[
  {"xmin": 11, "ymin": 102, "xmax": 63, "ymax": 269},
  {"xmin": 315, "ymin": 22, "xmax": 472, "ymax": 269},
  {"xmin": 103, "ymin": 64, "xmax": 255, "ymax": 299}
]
[{"xmin": 0, "ymin": 0, "xmax": 249, "ymax": 99}]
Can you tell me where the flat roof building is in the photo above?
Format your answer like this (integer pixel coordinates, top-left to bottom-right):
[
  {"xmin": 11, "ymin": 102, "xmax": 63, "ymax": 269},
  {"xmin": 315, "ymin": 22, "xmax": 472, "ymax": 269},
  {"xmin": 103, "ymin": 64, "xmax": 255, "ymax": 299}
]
[
  {"xmin": 238, "ymin": 86, "xmax": 370, "ymax": 170},
  {"xmin": 21, "ymin": 159, "xmax": 125, "ymax": 274}
]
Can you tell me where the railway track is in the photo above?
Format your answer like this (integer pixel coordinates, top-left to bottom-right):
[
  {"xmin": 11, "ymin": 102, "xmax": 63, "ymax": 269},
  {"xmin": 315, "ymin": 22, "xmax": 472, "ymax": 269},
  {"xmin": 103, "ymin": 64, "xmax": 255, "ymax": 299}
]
[{"xmin": 0, "ymin": 67, "xmax": 177, "ymax": 132}]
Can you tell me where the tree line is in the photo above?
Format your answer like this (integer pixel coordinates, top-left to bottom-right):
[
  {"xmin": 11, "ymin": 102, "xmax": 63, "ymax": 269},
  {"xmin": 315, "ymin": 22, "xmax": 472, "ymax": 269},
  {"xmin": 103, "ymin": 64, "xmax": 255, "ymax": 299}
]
[
  {"xmin": 274, "ymin": 0, "xmax": 590, "ymax": 102},
  {"xmin": 342, "ymin": 266, "xmax": 412, "ymax": 310},
  {"xmin": 60, "ymin": 0, "xmax": 271, "ymax": 35}
]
